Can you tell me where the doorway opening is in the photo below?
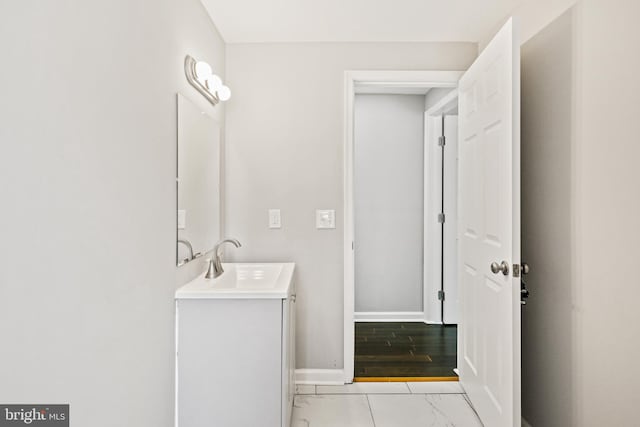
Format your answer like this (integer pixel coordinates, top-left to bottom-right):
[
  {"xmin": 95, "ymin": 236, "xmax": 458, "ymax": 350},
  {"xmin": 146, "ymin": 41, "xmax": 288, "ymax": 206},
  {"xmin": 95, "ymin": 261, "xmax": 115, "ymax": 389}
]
[
  {"xmin": 344, "ymin": 71, "xmax": 462, "ymax": 382},
  {"xmin": 343, "ymin": 19, "xmax": 521, "ymax": 426}
]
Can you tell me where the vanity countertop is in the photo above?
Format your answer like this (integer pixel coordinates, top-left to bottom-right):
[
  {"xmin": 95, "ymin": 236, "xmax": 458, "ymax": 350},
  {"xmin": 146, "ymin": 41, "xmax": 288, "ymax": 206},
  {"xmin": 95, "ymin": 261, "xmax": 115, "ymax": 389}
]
[{"xmin": 175, "ymin": 262, "xmax": 295, "ymax": 299}]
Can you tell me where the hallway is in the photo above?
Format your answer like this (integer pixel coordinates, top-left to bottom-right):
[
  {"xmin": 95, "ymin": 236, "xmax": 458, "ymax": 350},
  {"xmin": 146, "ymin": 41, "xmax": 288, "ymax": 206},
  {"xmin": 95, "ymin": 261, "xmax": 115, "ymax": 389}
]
[{"xmin": 355, "ymin": 322, "xmax": 458, "ymax": 379}]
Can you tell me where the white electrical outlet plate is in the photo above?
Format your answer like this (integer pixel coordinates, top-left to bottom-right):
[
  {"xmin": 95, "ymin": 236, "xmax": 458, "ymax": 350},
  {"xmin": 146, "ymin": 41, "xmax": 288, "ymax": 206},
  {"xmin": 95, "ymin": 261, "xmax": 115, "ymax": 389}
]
[
  {"xmin": 177, "ymin": 210, "xmax": 186, "ymax": 230},
  {"xmin": 268, "ymin": 209, "xmax": 281, "ymax": 229},
  {"xmin": 316, "ymin": 209, "xmax": 335, "ymax": 229}
]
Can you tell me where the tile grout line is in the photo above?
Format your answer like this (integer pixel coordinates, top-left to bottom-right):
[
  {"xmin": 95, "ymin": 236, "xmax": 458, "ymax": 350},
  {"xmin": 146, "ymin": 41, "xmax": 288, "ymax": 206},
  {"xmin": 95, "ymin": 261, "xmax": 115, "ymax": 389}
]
[
  {"xmin": 404, "ymin": 382, "xmax": 412, "ymax": 394},
  {"xmin": 312, "ymin": 392, "xmax": 412, "ymax": 396},
  {"xmin": 365, "ymin": 394, "xmax": 377, "ymax": 427}
]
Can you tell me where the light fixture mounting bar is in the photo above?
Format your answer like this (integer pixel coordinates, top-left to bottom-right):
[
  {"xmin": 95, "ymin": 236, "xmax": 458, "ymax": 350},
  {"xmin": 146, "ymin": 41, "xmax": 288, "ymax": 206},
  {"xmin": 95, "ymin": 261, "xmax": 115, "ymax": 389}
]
[{"xmin": 184, "ymin": 55, "xmax": 220, "ymax": 106}]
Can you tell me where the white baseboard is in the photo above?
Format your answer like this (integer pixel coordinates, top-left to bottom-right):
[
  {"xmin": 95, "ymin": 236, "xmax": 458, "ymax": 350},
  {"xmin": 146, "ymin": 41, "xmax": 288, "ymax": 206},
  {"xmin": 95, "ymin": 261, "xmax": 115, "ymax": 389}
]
[
  {"xmin": 295, "ymin": 369, "xmax": 345, "ymax": 385},
  {"xmin": 522, "ymin": 417, "xmax": 532, "ymax": 427},
  {"xmin": 354, "ymin": 311, "xmax": 425, "ymax": 322}
]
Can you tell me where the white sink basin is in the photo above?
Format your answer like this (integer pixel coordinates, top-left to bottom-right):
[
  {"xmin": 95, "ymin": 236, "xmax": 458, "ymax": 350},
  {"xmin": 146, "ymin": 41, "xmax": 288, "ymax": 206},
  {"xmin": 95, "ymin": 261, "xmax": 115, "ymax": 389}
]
[{"xmin": 175, "ymin": 263, "xmax": 295, "ymax": 299}]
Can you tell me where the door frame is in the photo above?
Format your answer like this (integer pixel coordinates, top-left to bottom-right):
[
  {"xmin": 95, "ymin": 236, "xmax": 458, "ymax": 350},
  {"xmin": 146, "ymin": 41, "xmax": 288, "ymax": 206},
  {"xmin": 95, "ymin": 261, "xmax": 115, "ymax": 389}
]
[
  {"xmin": 424, "ymin": 90, "xmax": 459, "ymax": 325},
  {"xmin": 343, "ymin": 70, "xmax": 463, "ymax": 383}
]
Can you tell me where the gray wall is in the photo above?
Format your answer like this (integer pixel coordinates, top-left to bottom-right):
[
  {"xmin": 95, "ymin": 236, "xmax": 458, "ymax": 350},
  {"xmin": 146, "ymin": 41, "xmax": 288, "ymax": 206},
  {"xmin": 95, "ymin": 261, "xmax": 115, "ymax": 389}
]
[
  {"xmin": 424, "ymin": 88, "xmax": 455, "ymax": 111},
  {"xmin": 520, "ymin": 1, "xmax": 640, "ymax": 425},
  {"xmin": 521, "ymin": 9, "xmax": 574, "ymax": 427},
  {"xmin": 0, "ymin": 1, "xmax": 225, "ymax": 426},
  {"xmin": 575, "ymin": 1, "xmax": 640, "ymax": 424},
  {"xmin": 354, "ymin": 94, "xmax": 425, "ymax": 313},
  {"xmin": 224, "ymin": 42, "xmax": 478, "ymax": 369}
]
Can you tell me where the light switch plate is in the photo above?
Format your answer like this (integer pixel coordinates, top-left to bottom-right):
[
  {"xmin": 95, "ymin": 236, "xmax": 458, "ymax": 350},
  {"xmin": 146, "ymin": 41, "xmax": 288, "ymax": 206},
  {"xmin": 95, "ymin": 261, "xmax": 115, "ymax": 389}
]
[
  {"xmin": 268, "ymin": 209, "xmax": 281, "ymax": 229},
  {"xmin": 316, "ymin": 209, "xmax": 335, "ymax": 229},
  {"xmin": 177, "ymin": 210, "xmax": 186, "ymax": 230}
]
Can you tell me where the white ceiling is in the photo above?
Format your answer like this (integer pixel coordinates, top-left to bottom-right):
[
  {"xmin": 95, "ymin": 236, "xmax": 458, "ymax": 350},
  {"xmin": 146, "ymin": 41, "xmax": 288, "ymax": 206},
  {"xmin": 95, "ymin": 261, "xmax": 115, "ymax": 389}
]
[{"xmin": 200, "ymin": 0, "xmax": 522, "ymax": 44}]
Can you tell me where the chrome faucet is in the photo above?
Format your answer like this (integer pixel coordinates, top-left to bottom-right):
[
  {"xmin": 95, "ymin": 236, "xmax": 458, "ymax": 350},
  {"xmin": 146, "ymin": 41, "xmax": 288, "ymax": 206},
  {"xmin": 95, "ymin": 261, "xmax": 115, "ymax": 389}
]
[
  {"xmin": 177, "ymin": 238, "xmax": 194, "ymax": 262},
  {"xmin": 205, "ymin": 238, "xmax": 242, "ymax": 279}
]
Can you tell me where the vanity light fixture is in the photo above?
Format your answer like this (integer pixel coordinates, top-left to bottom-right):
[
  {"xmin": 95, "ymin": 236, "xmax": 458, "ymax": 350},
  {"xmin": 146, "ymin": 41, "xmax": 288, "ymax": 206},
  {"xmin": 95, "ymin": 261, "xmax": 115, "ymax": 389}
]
[{"xmin": 184, "ymin": 55, "xmax": 231, "ymax": 106}]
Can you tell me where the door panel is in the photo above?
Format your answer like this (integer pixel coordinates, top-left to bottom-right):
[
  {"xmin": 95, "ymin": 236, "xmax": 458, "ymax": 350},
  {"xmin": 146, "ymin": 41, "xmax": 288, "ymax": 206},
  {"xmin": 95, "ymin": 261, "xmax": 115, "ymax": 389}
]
[{"xmin": 458, "ymin": 17, "xmax": 520, "ymax": 427}]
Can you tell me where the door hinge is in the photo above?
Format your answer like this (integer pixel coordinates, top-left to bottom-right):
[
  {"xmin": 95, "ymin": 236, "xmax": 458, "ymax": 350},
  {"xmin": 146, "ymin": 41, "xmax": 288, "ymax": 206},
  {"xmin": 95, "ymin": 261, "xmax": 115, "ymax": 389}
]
[
  {"xmin": 437, "ymin": 213, "xmax": 445, "ymax": 224},
  {"xmin": 438, "ymin": 136, "xmax": 446, "ymax": 147},
  {"xmin": 438, "ymin": 290, "xmax": 445, "ymax": 301}
]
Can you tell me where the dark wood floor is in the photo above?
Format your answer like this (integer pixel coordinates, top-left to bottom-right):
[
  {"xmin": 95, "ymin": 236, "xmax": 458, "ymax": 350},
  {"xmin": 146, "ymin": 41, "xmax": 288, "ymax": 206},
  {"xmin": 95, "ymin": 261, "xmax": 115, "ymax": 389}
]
[{"xmin": 354, "ymin": 322, "xmax": 457, "ymax": 378}]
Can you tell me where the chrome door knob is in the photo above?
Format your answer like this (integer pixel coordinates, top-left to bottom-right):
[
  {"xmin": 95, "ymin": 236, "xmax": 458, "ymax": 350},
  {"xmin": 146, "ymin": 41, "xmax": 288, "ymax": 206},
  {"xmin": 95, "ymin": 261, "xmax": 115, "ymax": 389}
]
[{"xmin": 490, "ymin": 261, "xmax": 510, "ymax": 276}]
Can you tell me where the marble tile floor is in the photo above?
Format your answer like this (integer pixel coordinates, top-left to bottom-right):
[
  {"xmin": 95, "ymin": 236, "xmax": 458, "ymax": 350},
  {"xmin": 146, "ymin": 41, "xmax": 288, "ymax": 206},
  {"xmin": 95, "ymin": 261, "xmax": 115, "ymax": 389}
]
[{"xmin": 292, "ymin": 382, "xmax": 483, "ymax": 427}]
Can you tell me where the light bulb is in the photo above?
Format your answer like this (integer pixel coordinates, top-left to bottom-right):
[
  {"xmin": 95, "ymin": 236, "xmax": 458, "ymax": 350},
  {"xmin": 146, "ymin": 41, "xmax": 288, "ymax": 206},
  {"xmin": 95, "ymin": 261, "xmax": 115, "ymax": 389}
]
[
  {"xmin": 194, "ymin": 61, "xmax": 212, "ymax": 81},
  {"xmin": 205, "ymin": 74, "xmax": 223, "ymax": 92},
  {"xmin": 218, "ymin": 85, "xmax": 231, "ymax": 101}
]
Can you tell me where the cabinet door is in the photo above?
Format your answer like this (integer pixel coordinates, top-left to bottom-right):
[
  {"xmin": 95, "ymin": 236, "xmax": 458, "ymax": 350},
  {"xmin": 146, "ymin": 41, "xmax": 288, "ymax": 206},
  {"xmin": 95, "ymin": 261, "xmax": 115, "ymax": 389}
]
[{"xmin": 177, "ymin": 299, "xmax": 282, "ymax": 427}]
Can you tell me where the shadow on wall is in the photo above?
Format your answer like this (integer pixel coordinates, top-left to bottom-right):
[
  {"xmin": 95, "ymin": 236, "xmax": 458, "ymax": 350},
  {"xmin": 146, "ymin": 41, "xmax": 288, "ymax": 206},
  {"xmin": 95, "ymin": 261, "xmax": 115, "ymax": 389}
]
[{"xmin": 521, "ymin": 8, "xmax": 574, "ymax": 427}]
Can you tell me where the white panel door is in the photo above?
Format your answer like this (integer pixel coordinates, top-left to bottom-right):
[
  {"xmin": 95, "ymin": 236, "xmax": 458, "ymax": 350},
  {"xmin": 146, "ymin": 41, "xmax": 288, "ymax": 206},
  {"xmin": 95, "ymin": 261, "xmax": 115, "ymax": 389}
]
[{"xmin": 457, "ymin": 18, "xmax": 521, "ymax": 427}]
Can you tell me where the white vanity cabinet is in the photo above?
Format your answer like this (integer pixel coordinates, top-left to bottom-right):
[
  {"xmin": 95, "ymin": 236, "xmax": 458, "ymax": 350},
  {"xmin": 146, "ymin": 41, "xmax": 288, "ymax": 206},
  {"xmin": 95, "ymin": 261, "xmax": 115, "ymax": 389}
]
[{"xmin": 175, "ymin": 263, "xmax": 296, "ymax": 427}]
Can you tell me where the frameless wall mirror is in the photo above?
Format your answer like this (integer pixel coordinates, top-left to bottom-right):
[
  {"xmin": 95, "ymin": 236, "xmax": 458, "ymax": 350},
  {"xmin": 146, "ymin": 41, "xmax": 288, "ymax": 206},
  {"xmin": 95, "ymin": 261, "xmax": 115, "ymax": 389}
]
[{"xmin": 176, "ymin": 93, "xmax": 221, "ymax": 266}]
